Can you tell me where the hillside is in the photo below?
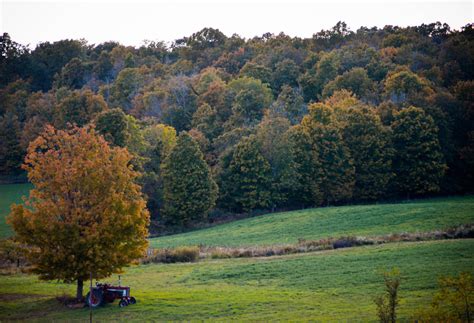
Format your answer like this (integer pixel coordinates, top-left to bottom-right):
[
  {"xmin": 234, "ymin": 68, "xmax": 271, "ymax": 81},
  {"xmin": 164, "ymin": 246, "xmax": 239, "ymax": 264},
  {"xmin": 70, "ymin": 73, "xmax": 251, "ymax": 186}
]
[
  {"xmin": 2, "ymin": 186, "xmax": 473, "ymax": 245},
  {"xmin": 0, "ymin": 183, "xmax": 32, "ymax": 239},
  {"xmin": 1, "ymin": 184, "xmax": 473, "ymax": 320},
  {"xmin": 150, "ymin": 196, "xmax": 474, "ymax": 248},
  {"xmin": 1, "ymin": 3, "xmax": 473, "ymax": 321},
  {"xmin": 1, "ymin": 24, "xmax": 473, "ymax": 225},
  {"xmin": 1, "ymin": 239, "xmax": 472, "ymax": 320}
]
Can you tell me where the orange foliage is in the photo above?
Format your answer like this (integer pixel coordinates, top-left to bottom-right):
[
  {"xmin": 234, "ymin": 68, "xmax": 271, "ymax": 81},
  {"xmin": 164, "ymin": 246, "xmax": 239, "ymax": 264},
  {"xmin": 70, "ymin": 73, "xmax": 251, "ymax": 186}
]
[{"xmin": 8, "ymin": 125, "xmax": 149, "ymax": 296}]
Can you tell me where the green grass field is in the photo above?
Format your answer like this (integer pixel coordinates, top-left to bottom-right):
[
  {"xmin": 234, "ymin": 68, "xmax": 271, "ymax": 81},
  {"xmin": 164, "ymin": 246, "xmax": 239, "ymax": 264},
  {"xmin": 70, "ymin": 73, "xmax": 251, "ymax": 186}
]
[
  {"xmin": 1, "ymin": 183, "xmax": 473, "ymax": 246},
  {"xmin": 0, "ymin": 183, "xmax": 32, "ymax": 239},
  {"xmin": 151, "ymin": 196, "xmax": 474, "ymax": 248},
  {"xmin": 0, "ymin": 240, "xmax": 473, "ymax": 321},
  {"xmin": 1, "ymin": 184, "xmax": 473, "ymax": 320}
]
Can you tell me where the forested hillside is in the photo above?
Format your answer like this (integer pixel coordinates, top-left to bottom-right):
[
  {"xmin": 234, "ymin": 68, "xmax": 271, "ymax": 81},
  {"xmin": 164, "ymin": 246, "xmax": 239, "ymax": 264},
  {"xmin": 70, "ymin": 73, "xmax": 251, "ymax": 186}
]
[{"xmin": 1, "ymin": 22, "xmax": 473, "ymax": 230}]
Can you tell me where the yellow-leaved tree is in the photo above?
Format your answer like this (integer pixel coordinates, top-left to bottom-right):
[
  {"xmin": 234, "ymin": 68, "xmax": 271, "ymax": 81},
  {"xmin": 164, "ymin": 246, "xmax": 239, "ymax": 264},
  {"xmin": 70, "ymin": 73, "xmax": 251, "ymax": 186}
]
[{"xmin": 8, "ymin": 125, "xmax": 149, "ymax": 300}]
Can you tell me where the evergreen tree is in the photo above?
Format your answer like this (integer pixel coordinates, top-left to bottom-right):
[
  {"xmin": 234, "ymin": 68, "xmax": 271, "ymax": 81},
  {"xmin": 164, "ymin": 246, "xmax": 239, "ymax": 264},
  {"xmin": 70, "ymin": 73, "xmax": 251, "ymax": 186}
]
[
  {"xmin": 141, "ymin": 124, "xmax": 177, "ymax": 219},
  {"xmin": 391, "ymin": 106, "xmax": 446, "ymax": 196},
  {"xmin": 335, "ymin": 105, "xmax": 394, "ymax": 201},
  {"xmin": 222, "ymin": 135, "xmax": 272, "ymax": 213},
  {"xmin": 285, "ymin": 125, "xmax": 323, "ymax": 207},
  {"xmin": 161, "ymin": 132, "xmax": 217, "ymax": 225},
  {"xmin": 302, "ymin": 103, "xmax": 355, "ymax": 204}
]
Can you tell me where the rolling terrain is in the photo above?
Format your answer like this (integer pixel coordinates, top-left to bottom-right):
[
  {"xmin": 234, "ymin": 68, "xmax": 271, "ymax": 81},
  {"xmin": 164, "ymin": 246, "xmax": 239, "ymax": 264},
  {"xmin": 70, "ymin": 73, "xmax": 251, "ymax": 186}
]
[
  {"xmin": 150, "ymin": 196, "xmax": 474, "ymax": 248},
  {"xmin": 0, "ymin": 184, "xmax": 473, "ymax": 320},
  {"xmin": 1, "ymin": 240, "xmax": 473, "ymax": 321},
  {"xmin": 2, "ymin": 184, "xmax": 473, "ymax": 245}
]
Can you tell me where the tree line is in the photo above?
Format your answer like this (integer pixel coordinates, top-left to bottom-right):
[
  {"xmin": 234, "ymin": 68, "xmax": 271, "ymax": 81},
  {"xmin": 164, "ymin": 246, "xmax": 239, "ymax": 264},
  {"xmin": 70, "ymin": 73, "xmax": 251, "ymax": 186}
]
[{"xmin": 0, "ymin": 22, "xmax": 473, "ymax": 228}]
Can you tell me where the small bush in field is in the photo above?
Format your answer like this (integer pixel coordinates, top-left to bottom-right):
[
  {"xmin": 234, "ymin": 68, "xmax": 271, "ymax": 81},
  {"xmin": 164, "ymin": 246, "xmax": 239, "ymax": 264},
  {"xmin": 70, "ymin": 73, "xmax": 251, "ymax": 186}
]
[
  {"xmin": 210, "ymin": 249, "xmax": 232, "ymax": 259},
  {"xmin": 170, "ymin": 246, "xmax": 200, "ymax": 262},
  {"xmin": 147, "ymin": 246, "xmax": 200, "ymax": 263},
  {"xmin": 414, "ymin": 272, "xmax": 473, "ymax": 322},
  {"xmin": 374, "ymin": 268, "xmax": 401, "ymax": 323}
]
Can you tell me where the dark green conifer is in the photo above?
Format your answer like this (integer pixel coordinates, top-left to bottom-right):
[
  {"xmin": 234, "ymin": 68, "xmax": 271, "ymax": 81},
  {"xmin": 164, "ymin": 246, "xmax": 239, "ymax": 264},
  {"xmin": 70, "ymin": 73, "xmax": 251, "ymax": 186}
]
[
  {"xmin": 224, "ymin": 135, "xmax": 272, "ymax": 213},
  {"xmin": 161, "ymin": 132, "xmax": 217, "ymax": 225},
  {"xmin": 285, "ymin": 125, "xmax": 323, "ymax": 207},
  {"xmin": 391, "ymin": 106, "xmax": 446, "ymax": 196}
]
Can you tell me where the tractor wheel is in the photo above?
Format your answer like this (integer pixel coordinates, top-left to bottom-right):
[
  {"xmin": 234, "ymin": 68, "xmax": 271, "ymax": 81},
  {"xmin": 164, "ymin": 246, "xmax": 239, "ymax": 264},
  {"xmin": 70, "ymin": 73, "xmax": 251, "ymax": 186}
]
[
  {"xmin": 86, "ymin": 289, "xmax": 103, "ymax": 308},
  {"xmin": 129, "ymin": 297, "xmax": 136, "ymax": 305},
  {"xmin": 119, "ymin": 299, "xmax": 128, "ymax": 308}
]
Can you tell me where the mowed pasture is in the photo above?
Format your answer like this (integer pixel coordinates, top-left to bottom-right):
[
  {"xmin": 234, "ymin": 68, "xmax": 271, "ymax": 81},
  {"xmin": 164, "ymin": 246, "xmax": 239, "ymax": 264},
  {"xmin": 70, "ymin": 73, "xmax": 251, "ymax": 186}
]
[
  {"xmin": 1, "ymin": 184, "xmax": 473, "ymax": 245},
  {"xmin": 1, "ymin": 184, "xmax": 473, "ymax": 320},
  {"xmin": 0, "ymin": 240, "xmax": 473, "ymax": 321},
  {"xmin": 151, "ymin": 196, "xmax": 474, "ymax": 248}
]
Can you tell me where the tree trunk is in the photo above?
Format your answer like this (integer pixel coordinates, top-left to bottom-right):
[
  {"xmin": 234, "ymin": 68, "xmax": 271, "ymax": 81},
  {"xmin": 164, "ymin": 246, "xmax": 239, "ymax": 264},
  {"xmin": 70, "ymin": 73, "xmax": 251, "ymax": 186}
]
[{"xmin": 77, "ymin": 278, "xmax": 84, "ymax": 300}]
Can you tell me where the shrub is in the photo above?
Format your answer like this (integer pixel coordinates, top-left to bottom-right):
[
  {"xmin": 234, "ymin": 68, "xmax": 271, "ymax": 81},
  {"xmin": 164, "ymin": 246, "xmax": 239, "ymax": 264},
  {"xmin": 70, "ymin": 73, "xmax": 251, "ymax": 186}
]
[
  {"xmin": 210, "ymin": 248, "xmax": 233, "ymax": 259},
  {"xmin": 146, "ymin": 246, "xmax": 200, "ymax": 263},
  {"xmin": 332, "ymin": 236, "xmax": 374, "ymax": 249},
  {"xmin": 174, "ymin": 246, "xmax": 200, "ymax": 262},
  {"xmin": 374, "ymin": 268, "xmax": 401, "ymax": 323},
  {"xmin": 414, "ymin": 272, "xmax": 473, "ymax": 321}
]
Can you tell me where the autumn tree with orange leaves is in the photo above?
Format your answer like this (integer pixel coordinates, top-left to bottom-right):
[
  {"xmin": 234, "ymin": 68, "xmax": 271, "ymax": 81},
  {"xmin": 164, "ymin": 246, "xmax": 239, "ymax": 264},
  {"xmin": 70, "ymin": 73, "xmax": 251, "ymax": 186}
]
[{"xmin": 8, "ymin": 125, "xmax": 149, "ymax": 300}]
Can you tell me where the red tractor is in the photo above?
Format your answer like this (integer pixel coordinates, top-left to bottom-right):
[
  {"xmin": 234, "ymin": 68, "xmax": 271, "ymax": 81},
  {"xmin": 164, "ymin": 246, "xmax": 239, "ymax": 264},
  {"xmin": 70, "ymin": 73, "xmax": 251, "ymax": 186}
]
[{"xmin": 86, "ymin": 277, "xmax": 136, "ymax": 308}]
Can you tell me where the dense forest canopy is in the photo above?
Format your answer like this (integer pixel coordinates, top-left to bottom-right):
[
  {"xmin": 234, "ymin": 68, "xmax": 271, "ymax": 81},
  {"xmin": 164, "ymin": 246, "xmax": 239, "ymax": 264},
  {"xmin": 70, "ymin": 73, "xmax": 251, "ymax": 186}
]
[{"xmin": 1, "ymin": 22, "xmax": 473, "ymax": 229}]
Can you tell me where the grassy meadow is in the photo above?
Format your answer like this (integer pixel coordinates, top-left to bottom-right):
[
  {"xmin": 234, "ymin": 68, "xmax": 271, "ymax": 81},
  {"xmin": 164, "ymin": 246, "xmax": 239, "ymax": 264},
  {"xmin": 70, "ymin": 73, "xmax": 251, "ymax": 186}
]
[
  {"xmin": 1, "ymin": 184, "xmax": 473, "ymax": 320},
  {"xmin": 1, "ymin": 240, "xmax": 473, "ymax": 321},
  {"xmin": 151, "ymin": 196, "xmax": 474, "ymax": 248},
  {"xmin": 1, "ymin": 184, "xmax": 473, "ymax": 245}
]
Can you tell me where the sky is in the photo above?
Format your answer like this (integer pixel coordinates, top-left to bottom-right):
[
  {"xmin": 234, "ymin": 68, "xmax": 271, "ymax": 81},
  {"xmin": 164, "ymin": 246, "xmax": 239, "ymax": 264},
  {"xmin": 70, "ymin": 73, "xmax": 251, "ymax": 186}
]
[{"xmin": 1, "ymin": 0, "xmax": 473, "ymax": 48}]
